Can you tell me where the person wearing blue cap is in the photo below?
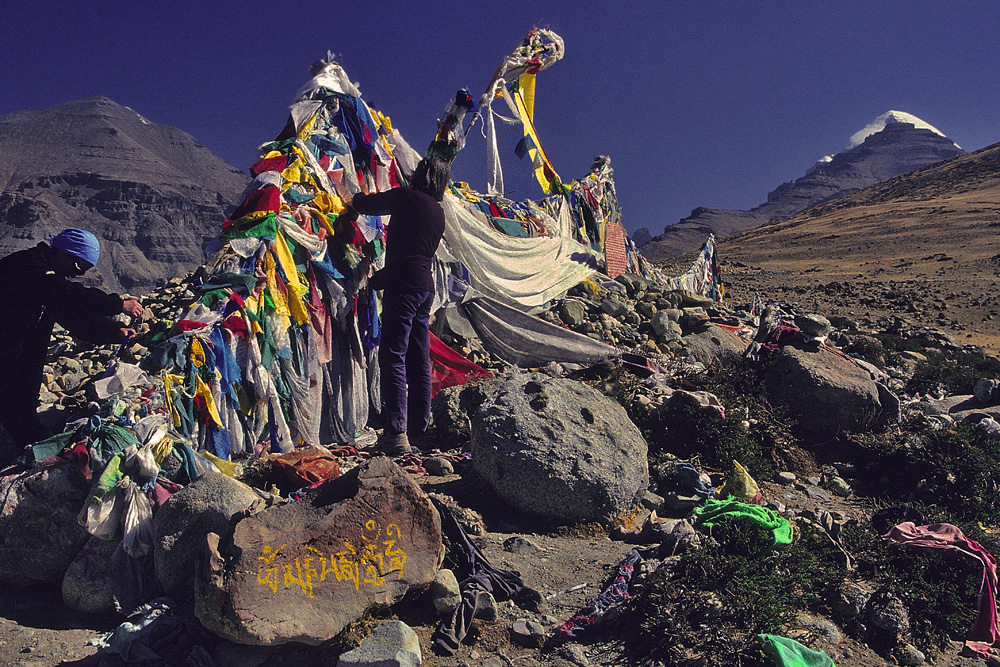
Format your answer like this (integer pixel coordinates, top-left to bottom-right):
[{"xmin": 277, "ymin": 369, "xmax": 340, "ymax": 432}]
[{"xmin": 0, "ymin": 228, "xmax": 143, "ymax": 465}]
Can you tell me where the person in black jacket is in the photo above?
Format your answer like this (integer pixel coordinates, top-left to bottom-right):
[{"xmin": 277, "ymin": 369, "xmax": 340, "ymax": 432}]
[
  {"xmin": 349, "ymin": 156, "xmax": 450, "ymax": 455},
  {"xmin": 0, "ymin": 229, "xmax": 143, "ymax": 465}
]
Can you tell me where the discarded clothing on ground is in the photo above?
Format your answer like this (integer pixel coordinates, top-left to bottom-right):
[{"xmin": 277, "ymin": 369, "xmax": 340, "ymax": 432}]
[
  {"xmin": 694, "ymin": 499, "xmax": 794, "ymax": 549},
  {"xmin": 559, "ymin": 549, "xmax": 641, "ymax": 637},
  {"xmin": 715, "ymin": 460, "xmax": 764, "ymax": 504},
  {"xmin": 89, "ymin": 596, "xmax": 212, "ymax": 665},
  {"xmin": 758, "ymin": 633, "xmax": 836, "ymax": 667},
  {"xmin": 431, "ymin": 498, "xmax": 527, "ymax": 655},
  {"xmin": 883, "ymin": 521, "xmax": 1000, "ymax": 658}
]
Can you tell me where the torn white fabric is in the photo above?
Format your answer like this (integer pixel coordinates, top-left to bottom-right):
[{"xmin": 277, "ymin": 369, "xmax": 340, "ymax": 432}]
[{"xmin": 439, "ymin": 193, "xmax": 599, "ymax": 308}]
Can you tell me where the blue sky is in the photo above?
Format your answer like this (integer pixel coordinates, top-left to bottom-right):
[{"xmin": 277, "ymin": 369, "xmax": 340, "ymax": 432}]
[{"xmin": 2, "ymin": 1, "xmax": 998, "ymax": 242}]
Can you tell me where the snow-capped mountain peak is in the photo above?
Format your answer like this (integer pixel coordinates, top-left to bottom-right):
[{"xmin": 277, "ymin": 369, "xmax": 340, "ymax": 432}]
[{"xmin": 846, "ymin": 111, "xmax": 959, "ymax": 150}]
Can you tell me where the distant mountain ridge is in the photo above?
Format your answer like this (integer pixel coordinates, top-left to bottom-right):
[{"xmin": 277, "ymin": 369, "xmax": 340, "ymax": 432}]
[
  {"xmin": 640, "ymin": 112, "xmax": 965, "ymax": 261},
  {"xmin": 0, "ymin": 96, "xmax": 248, "ymax": 292}
]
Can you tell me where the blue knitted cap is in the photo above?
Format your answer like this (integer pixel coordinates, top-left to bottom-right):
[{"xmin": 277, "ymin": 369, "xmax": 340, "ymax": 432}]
[{"xmin": 50, "ymin": 228, "xmax": 100, "ymax": 266}]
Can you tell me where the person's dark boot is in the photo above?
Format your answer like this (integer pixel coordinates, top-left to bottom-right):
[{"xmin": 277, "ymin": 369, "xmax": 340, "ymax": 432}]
[{"xmin": 375, "ymin": 431, "xmax": 411, "ymax": 456}]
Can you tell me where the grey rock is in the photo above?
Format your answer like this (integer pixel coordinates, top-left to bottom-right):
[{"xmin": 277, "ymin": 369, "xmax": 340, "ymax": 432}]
[
  {"xmin": 666, "ymin": 388, "xmax": 725, "ymax": 420},
  {"xmin": 682, "ymin": 324, "xmax": 747, "ymax": 366},
  {"xmin": 876, "ymin": 382, "xmax": 902, "ymax": 424},
  {"xmin": 423, "ymin": 457, "xmax": 454, "ymax": 476},
  {"xmin": 794, "ymin": 314, "xmax": 833, "ymax": 339},
  {"xmin": 764, "ymin": 342, "xmax": 883, "ymax": 435},
  {"xmin": 503, "ymin": 536, "xmax": 541, "ymax": 554},
  {"xmin": 661, "ymin": 493, "xmax": 704, "ymax": 514},
  {"xmin": 430, "ymin": 378, "xmax": 501, "ymax": 449},
  {"xmin": 60, "ymin": 357, "xmax": 82, "ymax": 373},
  {"xmin": 471, "ymin": 372, "xmax": 649, "ymax": 524},
  {"xmin": 650, "ymin": 311, "xmax": 674, "ymax": 337},
  {"xmin": 61, "ymin": 536, "xmax": 119, "ymax": 614},
  {"xmin": 0, "ymin": 463, "xmax": 91, "ymax": 584},
  {"xmin": 829, "ymin": 476, "xmax": 852, "ymax": 498},
  {"xmin": 542, "ymin": 361, "xmax": 564, "ymax": 377},
  {"xmin": 896, "ymin": 643, "xmax": 925, "ymax": 666},
  {"xmin": 338, "ymin": 620, "xmax": 421, "ymax": 667},
  {"xmin": 153, "ymin": 472, "xmax": 262, "ymax": 602},
  {"xmin": 648, "ymin": 519, "xmax": 701, "ymax": 556},
  {"xmin": 431, "ymin": 569, "xmax": 461, "ymax": 616},
  {"xmin": 805, "ymin": 487, "xmax": 833, "ymax": 502},
  {"xmin": 976, "ymin": 378, "xmax": 997, "ymax": 405},
  {"xmin": 795, "ymin": 612, "xmax": 842, "ymax": 644},
  {"xmin": 559, "ymin": 301, "xmax": 588, "ymax": 327},
  {"xmin": 776, "ymin": 472, "xmax": 797, "ymax": 485},
  {"xmin": 834, "ymin": 462, "xmax": 858, "ymax": 478},
  {"xmin": 681, "ymin": 307, "xmax": 711, "ymax": 329},
  {"xmin": 59, "ymin": 370, "xmax": 87, "ymax": 392},
  {"xmin": 475, "ymin": 591, "xmax": 499, "ymax": 622},
  {"xmin": 865, "ymin": 593, "xmax": 909, "ymax": 640},
  {"xmin": 559, "ymin": 644, "xmax": 592, "ymax": 667},
  {"xmin": 635, "ymin": 301, "xmax": 656, "ymax": 319},
  {"xmin": 600, "ymin": 297, "xmax": 631, "ymax": 319},
  {"xmin": 195, "ymin": 458, "xmax": 444, "ymax": 646},
  {"xmin": 511, "ymin": 618, "xmax": 546, "ymax": 647},
  {"xmin": 640, "ymin": 490, "xmax": 665, "ymax": 510}
]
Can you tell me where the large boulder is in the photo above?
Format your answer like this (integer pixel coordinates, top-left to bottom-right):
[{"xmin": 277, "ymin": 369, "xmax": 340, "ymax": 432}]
[
  {"xmin": 682, "ymin": 324, "xmax": 747, "ymax": 366},
  {"xmin": 62, "ymin": 536, "xmax": 119, "ymax": 614},
  {"xmin": 195, "ymin": 457, "xmax": 443, "ymax": 646},
  {"xmin": 0, "ymin": 463, "xmax": 91, "ymax": 584},
  {"xmin": 430, "ymin": 377, "xmax": 501, "ymax": 449},
  {"xmin": 153, "ymin": 472, "xmax": 264, "ymax": 601},
  {"xmin": 471, "ymin": 372, "xmax": 649, "ymax": 524},
  {"xmin": 764, "ymin": 342, "xmax": 882, "ymax": 435}
]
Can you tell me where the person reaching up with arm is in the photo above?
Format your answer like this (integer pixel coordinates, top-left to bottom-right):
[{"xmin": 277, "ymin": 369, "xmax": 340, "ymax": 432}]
[{"xmin": 349, "ymin": 156, "xmax": 450, "ymax": 455}]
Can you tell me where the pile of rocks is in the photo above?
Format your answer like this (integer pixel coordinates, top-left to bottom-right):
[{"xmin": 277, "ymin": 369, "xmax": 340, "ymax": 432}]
[{"xmin": 7, "ymin": 268, "xmax": 1000, "ymax": 667}]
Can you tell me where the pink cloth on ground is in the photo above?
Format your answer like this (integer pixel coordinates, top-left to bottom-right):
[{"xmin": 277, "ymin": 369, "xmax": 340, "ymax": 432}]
[{"xmin": 883, "ymin": 521, "xmax": 1000, "ymax": 658}]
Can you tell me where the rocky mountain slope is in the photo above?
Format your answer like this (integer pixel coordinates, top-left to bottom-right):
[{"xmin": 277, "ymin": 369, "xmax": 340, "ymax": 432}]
[
  {"xmin": 0, "ymin": 97, "xmax": 248, "ymax": 292},
  {"xmin": 642, "ymin": 112, "xmax": 965, "ymax": 261},
  {"xmin": 712, "ymin": 140, "xmax": 1000, "ymax": 353}
]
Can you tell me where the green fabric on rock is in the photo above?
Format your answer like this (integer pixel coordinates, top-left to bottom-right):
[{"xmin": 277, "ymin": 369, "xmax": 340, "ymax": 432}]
[
  {"xmin": 694, "ymin": 498, "xmax": 794, "ymax": 549},
  {"xmin": 91, "ymin": 454, "xmax": 124, "ymax": 501},
  {"xmin": 24, "ymin": 430, "xmax": 78, "ymax": 464},
  {"xmin": 758, "ymin": 634, "xmax": 835, "ymax": 667}
]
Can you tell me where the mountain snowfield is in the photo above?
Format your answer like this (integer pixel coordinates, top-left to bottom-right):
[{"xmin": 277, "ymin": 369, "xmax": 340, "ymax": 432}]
[
  {"xmin": 808, "ymin": 110, "xmax": 960, "ymax": 169},
  {"xmin": 846, "ymin": 110, "xmax": 959, "ymax": 150},
  {"xmin": 641, "ymin": 108, "xmax": 966, "ymax": 260}
]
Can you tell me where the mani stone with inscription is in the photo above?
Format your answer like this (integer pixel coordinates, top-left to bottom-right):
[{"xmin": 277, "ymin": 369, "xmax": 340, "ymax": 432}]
[{"xmin": 194, "ymin": 457, "xmax": 444, "ymax": 646}]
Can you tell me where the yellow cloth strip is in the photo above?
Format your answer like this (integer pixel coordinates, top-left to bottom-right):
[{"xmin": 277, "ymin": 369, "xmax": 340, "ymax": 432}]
[
  {"xmin": 163, "ymin": 373, "xmax": 185, "ymax": 429},
  {"xmin": 263, "ymin": 252, "xmax": 290, "ymax": 318},
  {"xmin": 508, "ymin": 83, "xmax": 561, "ymax": 194},
  {"xmin": 190, "ymin": 337, "xmax": 206, "ymax": 369},
  {"xmin": 518, "ymin": 72, "xmax": 537, "ymax": 122},
  {"xmin": 195, "ymin": 376, "xmax": 224, "ymax": 428},
  {"xmin": 274, "ymin": 229, "xmax": 310, "ymax": 326}
]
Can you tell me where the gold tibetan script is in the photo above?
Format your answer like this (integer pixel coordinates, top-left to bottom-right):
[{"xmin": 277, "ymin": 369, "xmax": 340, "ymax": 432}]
[{"xmin": 257, "ymin": 520, "xmax": 407, "ymax": 597}]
